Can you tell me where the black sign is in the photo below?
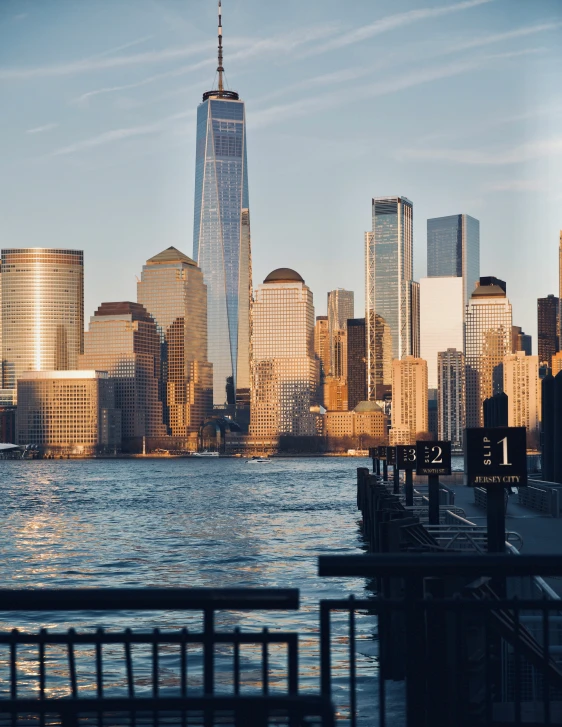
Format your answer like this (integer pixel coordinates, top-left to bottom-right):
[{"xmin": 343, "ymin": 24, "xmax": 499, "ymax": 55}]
[
  {"xmin": 416, "ymin": 441, "xmax": 452, "ymax": 476},
  {"xmin": 396, "ymin": 445, "xmax": 417, "ymax": 470},
  {"xmin": 377, "ymin": 446, "xmax": 387, "ymax": 460},
  {"xmin": 466, "ymin": 427, "xmax": 528, "ymax": 487},
  {"xmin": 386, "ymin": 446, "xmax": 396, "ymax": 465}
]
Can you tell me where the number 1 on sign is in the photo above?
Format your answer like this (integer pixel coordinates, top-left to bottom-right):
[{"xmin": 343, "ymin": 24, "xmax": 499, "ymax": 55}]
[{"xmin": 498, "ymin": 437, "xmax": 512, "ymax": 466}]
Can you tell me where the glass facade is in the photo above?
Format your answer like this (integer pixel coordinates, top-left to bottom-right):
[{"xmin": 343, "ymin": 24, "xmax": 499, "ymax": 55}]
[
  {"xmin": 137, "ymin": 247, "xmax": 212, "ymax": 435},
  {"xmin": 347, "ymin": 318, "xmax": 367, "ymax": 409},
  {"xmin": 193, "ymin": 94, "xmax": 251, "ymax": 410},
  {"xmin": 16, "ymin": 370, "xmax": 120, "ymax": 455},
  {"xmin": 365, "ymin": 198, "xmax": 416, "ymax": 401},
  {"xmin": 503, "ymin": 352, "xmax": 540, "ymax": 431},
  {"xmin": 537, "ymin": 294, "xmax": 558, "ymax": 366},
  {"xmin": 1, "ymin": 249, "xmax": 84, "ymax": 391},
  {"xmin": 250, "ymin": 270, "xmax": 318, "ymax": 437},
  {"xmin": 327, "ymin": 289, "xmax": 354, "ymax": 379},
  {"xmin": 79, "ymin": 302, "xmax": 166, "ymax": 440},
  {"xmin": 437, "ymin": 348, "xmax": 465, "ymax": 449},
  {"xmin": 427, "ymin": 214, "xmax": 480, "ymax": 305},
  {"xmin": 390, "ymin": 356, "xmax": 428, "ymax": 443},
  {"xmin": 465, "ymin": 280, "xmax": 512, "ymax": 427}
]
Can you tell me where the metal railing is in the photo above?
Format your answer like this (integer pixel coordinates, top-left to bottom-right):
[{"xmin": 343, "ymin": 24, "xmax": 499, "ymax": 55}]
[{"xmin": 0, "ymin": 588, "xmax": 335, "ymax": 726}]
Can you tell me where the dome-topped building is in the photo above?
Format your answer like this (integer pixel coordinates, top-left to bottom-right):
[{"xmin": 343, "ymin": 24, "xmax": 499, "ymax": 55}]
[{"xmin": 263, "ymin": 268, "xmax": 304, "ymax": 284}]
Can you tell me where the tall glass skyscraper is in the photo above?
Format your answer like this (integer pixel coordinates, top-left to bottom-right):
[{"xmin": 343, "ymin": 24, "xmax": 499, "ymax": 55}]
[
  {"xmin": 1, "ymin": 248, "xmax": 84, "ymax": 393},
  {"xmin": 427, "ymin": 214, "xmax": 480, "ymax": 306},
  {"xmin": 365, "ymin": 197, "xmax": 418, "ymax": 401},
  {"xmin": 193, "ymin": 5, "xmax": 251, "ymax": 411}
]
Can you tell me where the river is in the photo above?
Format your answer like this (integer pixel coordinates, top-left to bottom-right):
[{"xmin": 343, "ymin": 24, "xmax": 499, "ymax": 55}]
[{"xmin": 0, "ymin": 456, "xmax": 397, "ymax": 723}]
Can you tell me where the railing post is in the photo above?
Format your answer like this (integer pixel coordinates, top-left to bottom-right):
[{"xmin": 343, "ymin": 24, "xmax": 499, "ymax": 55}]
[
  {"xmin": 428, "ymin": 475, "xmax": 440, "ymax": 525},
  {"xmin": 405, "ymin": 470, "xmax": 414, "ymax": 506},
  {"xmin": 393, "ymin": 465, "xmax": 400, "ymax": 495},
  {"xmin": 486, "ymin": 487, "xmax": 506, "ymax": 553}
]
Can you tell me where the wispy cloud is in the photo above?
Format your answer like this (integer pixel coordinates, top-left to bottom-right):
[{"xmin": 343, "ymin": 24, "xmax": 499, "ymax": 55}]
[
  {"xmin": 49, "ymin": 110, "xmax": 194, "ymax": 157},
  {"xmin": 488, "ymin": 179, "xmax": 545, "ymax": 192},
  {"xmin": 250, "ymin": 48, "xmax": 535, "ymax": 130},
  {"xmin": 26, "ymin": 123, "xmax": 59, "ymax": 134},
  {"xmin": 400, "ymin": 135, "xmax": 562, "ymax": 165},
  {"xmin": 298, "ymin": 0, "xmax": 494, "ymax": 57}
]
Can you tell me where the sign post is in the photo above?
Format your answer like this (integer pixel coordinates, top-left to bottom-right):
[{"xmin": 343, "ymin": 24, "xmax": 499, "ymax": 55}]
[
  {"xmin": 416, "ymin": 441, "xmax": 452, "ymax": 525},
  {"xmin": 396, "ymin": 445, "xmax": 417, "ymax": 506},
  {"xmin": 378, "ymin": 446, "xmax": 388, "ymax": 482},
  {"xmin": 386, "ymin": 447, "xmax": 398, "ymax": 494},
  {"xmin": 466, "ymin": 427, "xmax": 527, "ymax": 553}
]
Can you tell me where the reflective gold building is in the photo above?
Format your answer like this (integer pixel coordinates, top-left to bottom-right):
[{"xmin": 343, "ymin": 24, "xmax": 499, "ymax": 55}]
[
  {"xmin": 16, "ymin": 370, "xmax": 121, "ymax": 455},
  {"xmin": 137, "ymin": 247, "xmax": 212, "ymax": 435},
  {"xmin": 390, "ymin": 356, "xmax": 428, "ymax": 444},
  {"xmin": 251, "ymin": 268, "xmax": 319, "ymax": 437},
  {"xmin": 78, "ymin": 302, "xmax": 166, "ymax": 441},
  {"xmin": 1, "ymin": 249, "xmax": 84, "ymax": 392}
]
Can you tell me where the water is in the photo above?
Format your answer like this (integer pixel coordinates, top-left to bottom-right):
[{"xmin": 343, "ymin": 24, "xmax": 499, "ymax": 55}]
[{"xmin": 0, "ymin": 457, "xmax": 390, "ymax": 722}]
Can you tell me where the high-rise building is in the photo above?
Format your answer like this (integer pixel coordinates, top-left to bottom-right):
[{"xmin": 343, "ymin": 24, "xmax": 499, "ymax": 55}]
[
  {"xmin": 193, "ymin": 5, "xmax": 251, "ymax": 411},
  {"xmin": 552, "ymin": 351, "xmax": 562, "ymax": 376},
  {"xmin": 16, "ymin": 370, "xmax": 121, "ymax": 455},
  {"xmin": 437, "ymin": 348, "xmax": 465, "ymax": 449},
  {"xmin": 314, "ymin": 316, "xmax": 330, "ymax": 379},
  {"xmin": 503, "ymin": 352, "xmax": 540, "ymax": 432},
  {"xmin": 347, "ymin": 318, "xmax": 367, "ymax": 409},
  {"xmin": 322, "ymin": 376, "xmax": 348, "ymax": 412},
  {"xmin": 250, "ymin": 268, "xmax": 318, "ymax": 437},
  {"xmin": 78, "ymin": 302, "xmax": 166, "ymax": 442},
  {"xmin": 137, "ymin": 247, "xmax": 212, "ymax": 436},
  {"xmin": 1, "ymin": 249, "xmax": 84, "ymax": 394},
  {"xmin": 465, "ymin": 277, "xmax": 512, "ymax": 427},
  {"xmin": 327, "ymin": 289, "xmax": 354, "ymax": 380},
  {"xmin": 512, "ymin": 326, "xmax": 532, "ymax": 356},
  {"xmin": 427, "ymin": 214, "xmax": 480, "ymax": 306},
  {"xmin": 365, "ymin": 197, "xmax": 418, "ymax": 400},
  {"xmin": 537, "ymin": 294, "xmax": 559, "ymax": 367},
  {"xmin": 419, "ymin": 277, "xmax": 464, "ymax": 390},
  {"xmin": 390, "ymin": 356, "xmax": 428, "ymax": 443}
]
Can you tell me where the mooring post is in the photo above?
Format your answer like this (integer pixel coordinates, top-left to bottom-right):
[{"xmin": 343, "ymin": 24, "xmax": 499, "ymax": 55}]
[
  {"xmin": 382, "ymin": 459, "xmax": 388, "ymax": 482},
  {"xmin": 405, "ymin": 470, "xmax": 414, "ymax": 506},
  {"xmin": 428, "ymin": 474, "xmax": 440, "ymax": 525}
]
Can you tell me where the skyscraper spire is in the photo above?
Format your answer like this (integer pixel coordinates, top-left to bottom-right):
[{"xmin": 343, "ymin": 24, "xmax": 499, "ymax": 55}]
[{"xmin": 217, "ymin": 1, "xmax": 224, "ymax": 92}]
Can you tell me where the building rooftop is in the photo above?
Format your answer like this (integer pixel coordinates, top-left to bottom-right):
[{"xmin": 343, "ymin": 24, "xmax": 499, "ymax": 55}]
[
  {"xmin": 471, "ymin": 276, "xmax": 507, "ymax": 298},
  {"xmin": 353, "ymin": 401, "xmax": 383, "ymax": 413},
  {"xmin": 146, "ymin": 247, "xmax": 197, "ymax": 267},
  {"xmin": 93, "ymin": 302, "xmax": 153, "ymax": 322},
  {"xmin": 18, "ymin": 371, "xmax": 108, "ymax": 380},
  {"xmin": 263, "ymin": 268, "xmax": 304, "ymax": 284}
]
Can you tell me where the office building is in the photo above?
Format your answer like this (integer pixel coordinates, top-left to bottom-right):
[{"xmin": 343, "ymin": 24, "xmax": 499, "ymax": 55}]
[
  {"xmin": 193, "ymin": 6, "xmax": 251, "ymax": 410},
  {"xmin": 512, "ymin": 326, "xmax": 532, "ymax": 356},
  {"xmin": 1, "ymin": 249, "xmax": 83, "ymax": 394},
  {"xmin": 390, "ymin": 356, "xmax": 428, "ymax": 443},
  {"xmin": 16, "ymin": 370, "xmax": 121, "ymax": 455},
  {"xmin": 314, "ymin": 316, "xmax": 330, "ymax": 379},
  {"xmin": 324, "ymin": 401, "xmax": 387, "ymax": 441},
  {"xmin": 137, "ymin": 247, "xmax": 212, "ymax": 436},
  {"xmin": 552, "ymin": 351, "xmax": 562, "ymax": 376},
  {"xmin": 365, "ymin": 197, "xmax": 419, "ymax": 400},
  {"xmin": 78, "ymin": 302, "xmax": 166, "ymax": 442},
  {"xmin": 419, "ymin": 277, "xmax": 464, "ymax": 390},
  {"xmin": 504, "ymin": 352, "xmax": 540, "ymax": 432},
  {"xmin": 465, "ymin": 277, "xmax": 512, "ymax": 427},
  {"xmin": 322, "ymin": 376, "xmax": 348, "ymax": 412},
  {"xmin": 347, "ymin": 318, "xmax": 367, "ymax": 409},
  {"xmin": 437, "ymin": 348, "xmax": 465, "ymax": 449},
  {"xmin": 327, "ymin": 289, "xmax": 354, "ymax": 380},
  {"xmin": 538, "ymin": 294, "xmax": 559, "ymax": 367},
  {"xmin": 250, "ymin": 268, "xmax": 318, "ymax": 437},
  {"xmin": 427, "ymin": 214, "xmax": 480, "ymax": 306}
]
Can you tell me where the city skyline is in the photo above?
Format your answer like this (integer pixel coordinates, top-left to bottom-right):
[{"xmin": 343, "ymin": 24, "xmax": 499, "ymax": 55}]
[{"xmin": 1, "ymin": 1, "xmax": 561, "ymax": 344}]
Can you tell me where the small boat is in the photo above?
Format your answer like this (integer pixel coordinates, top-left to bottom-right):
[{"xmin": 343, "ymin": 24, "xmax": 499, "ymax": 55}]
[
  {"xmin": 191, "ymin": 451, "xmax": 219, "ymax": 457},
  {"xmin": 246, "ymin": 457, "xmax": 271, "ymax": 463}
]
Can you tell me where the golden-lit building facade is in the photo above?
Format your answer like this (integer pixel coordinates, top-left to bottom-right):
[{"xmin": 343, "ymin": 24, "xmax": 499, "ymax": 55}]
[
  {"xmin": 314, "ymin": 316, "xmax": 330, "ymax": 379},
  {"xmin": 251, "ymin": 268, "xmax": 319, "ymax": 436},
  {"xmin": 465, "ymin": 277, "xmax": 512, "ymax": 427},
  {"xmin": 324, "ymin": 401, "xmax": 387, "ymax": 440},
  {"xmin": 1, "ymin": 249, "xmax": 84, "ymax": 392},
  {"xmin": 78, "ymin": 302, "xmax": 166, "ymax": 441},
  {"xmin": 16, "ymin": 370, "xmax": 121, "ymax": 455},
  {"xmin": 327, "ymin": 288, "xmax": 354, "ymax": 381},
  {"xmin": 390, "ymin": 356, "xmax": 428, "ymax": 442},
  {"xmin": 137, "ymin": 247, "xmax": 212, "ymax": 436},
  {"xmin": 503, "ymin": 351, "xmax": 540, "ymax": 432}
]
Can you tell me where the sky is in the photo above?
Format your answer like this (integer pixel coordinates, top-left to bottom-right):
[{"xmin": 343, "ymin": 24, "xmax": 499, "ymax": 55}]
[{"xmin": 1, "ymin": 0, "xmax": 561, "ymax": 344}]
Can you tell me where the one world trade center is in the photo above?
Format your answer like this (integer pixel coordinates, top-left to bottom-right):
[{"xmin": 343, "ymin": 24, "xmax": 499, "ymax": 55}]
[{"xmin": 193, "ymin": 2, "xmax": 252, "ymax": 418}]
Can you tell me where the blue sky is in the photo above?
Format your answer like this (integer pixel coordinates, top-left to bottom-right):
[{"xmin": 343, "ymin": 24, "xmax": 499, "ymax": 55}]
[{"xmin": 1, "ymin": 0, "xmax": 561, "ymax": 343}]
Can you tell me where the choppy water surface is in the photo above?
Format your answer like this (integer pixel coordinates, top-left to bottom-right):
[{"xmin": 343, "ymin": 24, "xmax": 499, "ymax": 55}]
[{"xmin": 0, "ymin": 457, "xmax": 395, "ymax": 723}]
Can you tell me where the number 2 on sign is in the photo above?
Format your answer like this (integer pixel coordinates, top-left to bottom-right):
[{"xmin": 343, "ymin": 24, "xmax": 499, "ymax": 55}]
[
  {"xmin": 498, "ymin": 437, "xmax": 512, "ymax": 466},
  {"xmin": 431, "ymin": 446, "xmax": 442, "ymax": 464}
]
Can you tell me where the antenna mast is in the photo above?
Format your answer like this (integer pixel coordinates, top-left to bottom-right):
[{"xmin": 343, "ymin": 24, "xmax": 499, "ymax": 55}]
[{"xmin": 217, "ymin": 1, "xmax": 224, "ymax": 92}]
